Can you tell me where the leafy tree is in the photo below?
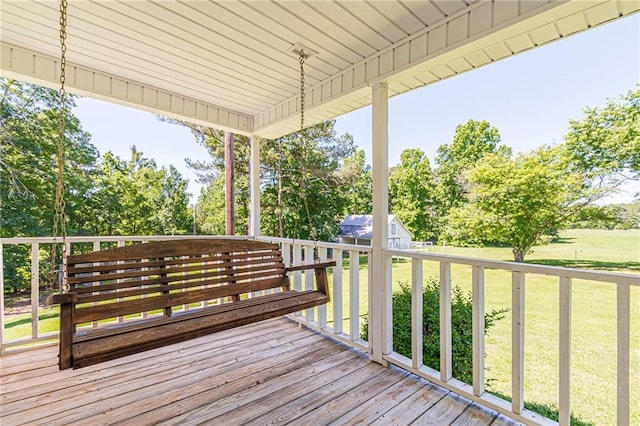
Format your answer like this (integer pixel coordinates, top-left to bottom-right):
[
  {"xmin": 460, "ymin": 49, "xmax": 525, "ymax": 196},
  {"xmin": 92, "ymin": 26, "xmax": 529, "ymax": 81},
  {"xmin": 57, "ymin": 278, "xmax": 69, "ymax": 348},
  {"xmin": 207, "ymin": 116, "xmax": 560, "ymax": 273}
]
[
  {"xmin": 1, "ymin": 78, "xmax": 97, "ymax": 292},
  {"xmin": 87, "ymin": 147, "xmax": 191, "ymax": 236},
  {"xmin": 336, "ymin": 148, "xmax": 372, "ymax": 215},
  {"xmin": 177, "ymin": 119, "xmax": 356, "ymax": 241},
  {"xmin": 564, "ymin": 88, "xmax": 640, "ymax": 189},
  {"xmin": 260, "ymin": 121, "xmax": 355, "ymax": 241},
  {"xmin": 435, "ymin": 120, "xmax": 510, "ymax": 214},
  {"xmin": 442, "ymin": 146, "xmax": 592, "ymax": 262},
  {"xmin": 389, "ymin": 148, "xmax": 438, "ymax": 240},
  {"xmin": 184, "ymin": 128, "xmax": 251, "ymax": 235}
]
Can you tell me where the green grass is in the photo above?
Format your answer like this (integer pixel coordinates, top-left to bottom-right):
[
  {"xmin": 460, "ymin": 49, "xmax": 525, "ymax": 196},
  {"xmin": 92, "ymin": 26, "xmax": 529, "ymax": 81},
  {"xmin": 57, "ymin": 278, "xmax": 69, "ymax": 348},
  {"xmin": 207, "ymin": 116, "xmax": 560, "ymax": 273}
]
[{"xmin": 4, "ymin": 229, "xmax": 638, "ymax": 424}]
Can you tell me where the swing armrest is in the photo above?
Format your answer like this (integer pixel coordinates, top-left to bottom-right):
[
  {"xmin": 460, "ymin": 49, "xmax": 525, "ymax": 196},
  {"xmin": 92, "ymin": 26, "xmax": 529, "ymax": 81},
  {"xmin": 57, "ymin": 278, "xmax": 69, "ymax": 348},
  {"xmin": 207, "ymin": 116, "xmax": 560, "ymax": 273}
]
[
  {"xmin": 285, "ymin": 260, "xmax": 336, "ymax": 273},
  {"xmin": 46, "ymin": 293, "xmax": 77, "ymax": 306},
  {"xmin": 285, "ymin": 261, "xmax": 335, "ymax": 298}
]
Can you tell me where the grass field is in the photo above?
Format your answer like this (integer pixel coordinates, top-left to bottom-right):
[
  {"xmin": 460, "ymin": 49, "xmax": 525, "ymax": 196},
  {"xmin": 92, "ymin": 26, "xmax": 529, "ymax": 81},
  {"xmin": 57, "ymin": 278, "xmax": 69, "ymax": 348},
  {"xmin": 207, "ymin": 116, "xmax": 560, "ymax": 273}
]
[{"xmin": 4, "ymin": 229, "xmax": 638, "ymax": 424}]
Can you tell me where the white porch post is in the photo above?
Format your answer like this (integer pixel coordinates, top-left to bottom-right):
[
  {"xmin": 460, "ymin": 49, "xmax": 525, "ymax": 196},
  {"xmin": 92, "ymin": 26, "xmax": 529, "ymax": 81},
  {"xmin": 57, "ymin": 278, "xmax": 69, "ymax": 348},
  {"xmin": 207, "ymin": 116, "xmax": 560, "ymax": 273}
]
[
  {"xmin": 249, "ymin": 135, "xmax": 261, "ymax": 236},
  {"xmin": 370, "ymin": 82, "xmax": 391, "ymax": 365}
]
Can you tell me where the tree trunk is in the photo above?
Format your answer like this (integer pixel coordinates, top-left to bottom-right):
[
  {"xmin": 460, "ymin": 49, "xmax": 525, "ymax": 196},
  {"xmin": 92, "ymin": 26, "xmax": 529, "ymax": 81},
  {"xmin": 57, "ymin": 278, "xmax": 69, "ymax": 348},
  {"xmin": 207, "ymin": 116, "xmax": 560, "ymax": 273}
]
[{"xmin": 512, "ymin": 248, "xmax": 525, "ymax": 262}]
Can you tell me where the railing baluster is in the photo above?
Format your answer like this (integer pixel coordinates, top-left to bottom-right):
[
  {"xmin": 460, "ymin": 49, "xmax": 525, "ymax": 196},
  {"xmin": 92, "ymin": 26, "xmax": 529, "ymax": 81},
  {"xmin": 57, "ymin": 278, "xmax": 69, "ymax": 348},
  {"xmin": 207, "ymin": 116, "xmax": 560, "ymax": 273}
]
[
  {"xmin": 317, "ymin": 246, "xmax": 327, "ymax": 329},
  {"xmin": 0, "ymin": 242, "xmax": 4, "ymax": 351},
  {"xmin": 440, "ymin": 262, "xmax": 452, "ymax": 381},
  {"xmin": 304, "ymin": 245, "xmax": 314, "ymax": 323},
  {"xmin": 332, "ymin": 248, "xmax": 343, "ymax": 335},
  {"xmin": 31, "ymin": 243, "xmax": 39, "ymax": 339},
  {"xmin": 559, "ymin": 276, "xmax": 572, "ymax": 426},
  {"xmin": 117, "ymin": 240, "xmax": 125, "ymax": 322},
  {"xmin": 617, "ymin": 282, "xmax": 630, "ymax": 426},
  {"xmin": 293, "ymin": 244, "xmax": 302, "ymax": 292},
  {"xmin": 349, "ymin": 250, "xmax": 359, "ymax": 341},
  {"xmin": 92, "ymin": 241, "xmax": 100, "ymax": 328},
  {"xmin": 411, "ymin": 258, "xmax": 423, "ymax": 369},
  {"xmin": 472, "ymin": 265, "xmax": 485, "ymax": 396},
  {"xmin": 512, "ymin": 271, "xmax": 525, "ymax": 414}
]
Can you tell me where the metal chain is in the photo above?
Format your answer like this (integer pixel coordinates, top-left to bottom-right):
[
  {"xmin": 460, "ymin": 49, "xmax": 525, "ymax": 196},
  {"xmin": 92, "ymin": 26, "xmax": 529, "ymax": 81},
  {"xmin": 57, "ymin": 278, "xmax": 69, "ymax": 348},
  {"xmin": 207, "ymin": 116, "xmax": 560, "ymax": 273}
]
[
  {"xmin": 51, "ymin": 0, "xmax": 69, "ymax": 293},
  {"xmin": 299, "ymin": 51, "xmax": 305, "ymax": 131},
  {"xmin": 298, "ymin": 50, "xmax": 318, "ymax": 260}
]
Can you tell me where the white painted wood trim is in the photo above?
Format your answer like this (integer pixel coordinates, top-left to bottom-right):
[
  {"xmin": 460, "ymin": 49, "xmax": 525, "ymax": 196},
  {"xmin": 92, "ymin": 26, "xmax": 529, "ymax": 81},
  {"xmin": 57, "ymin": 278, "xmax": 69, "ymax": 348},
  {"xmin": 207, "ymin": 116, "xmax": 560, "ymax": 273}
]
[
  {"xmin": 332, "ymin": 249, "xmax": 343, "ymax": 335},
  {"xmin": 559, "ymin": 276, "xmax": 572, "ymax": 426},
  {"xmin": 30, "ymin": 244, "xmax": 39, "ymax": 339},
  {"xmin": 317, "ymin": 247, "xmax": 328, "ymax": 330},
  {"xmin": 293, "ymin": 244, "xmax": 302, "ymax": 294},
  {"xmin": 411, "ymin": 258, "xmax": 423, "ymax": 369},
  {"xmin": 472, "ymin": 265, "xmax": 486, "ymax": 396},
  {"xmin": 349, "ymin": 250, "xmax": 360, "ymax": 341},
  {"xmin": 512, "ymin": 271, "xmax": 526, "ymax": 414},
  {"xmin": 249, "ymin": 136, "xmax": 260, "ymax": 237},
  {"xmin": 304, "ymin": 245, "xmax": 314, "ymax": 323},
  {"xmin": 369, "ymin": 82, "xmax": 389, "ymax": 364},
  {"xmin": 1, "ymin": 43, "xmax": 254, "ymax": 135},
  {"xmin": 440, "ymin": 261, "xmax": 452, "ymax": 382},
  {"xmin": 617, "ymin": 282, "xmax": 630, "ymax": 426},
  {"xmin": 0, "ymin": 243, "xmax": 4, "ymax": 351}
]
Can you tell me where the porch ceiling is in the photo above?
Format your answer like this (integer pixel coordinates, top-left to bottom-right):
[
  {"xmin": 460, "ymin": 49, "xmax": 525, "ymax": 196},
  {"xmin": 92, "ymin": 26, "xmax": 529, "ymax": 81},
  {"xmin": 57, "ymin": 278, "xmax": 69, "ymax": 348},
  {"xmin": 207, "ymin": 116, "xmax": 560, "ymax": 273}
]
[{"xmin": 1, "ymin": 0, "xmax": 637, "ymax": 138}]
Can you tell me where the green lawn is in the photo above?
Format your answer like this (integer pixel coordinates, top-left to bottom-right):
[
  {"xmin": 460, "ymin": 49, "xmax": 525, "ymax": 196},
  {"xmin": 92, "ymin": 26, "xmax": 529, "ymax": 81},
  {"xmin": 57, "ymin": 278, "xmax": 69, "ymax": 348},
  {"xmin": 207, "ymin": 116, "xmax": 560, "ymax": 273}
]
[{"xmin": 4, "ymin": 229, "xmax": 638, "ymax": 424}]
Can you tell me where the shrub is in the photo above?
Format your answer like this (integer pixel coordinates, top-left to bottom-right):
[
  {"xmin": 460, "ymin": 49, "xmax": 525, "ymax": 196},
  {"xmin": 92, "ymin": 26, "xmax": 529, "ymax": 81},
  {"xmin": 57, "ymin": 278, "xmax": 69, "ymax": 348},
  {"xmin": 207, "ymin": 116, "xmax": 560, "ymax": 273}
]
[{"xmin": 361, "ymin": 277, "xmax": 507, "ymax": 385}]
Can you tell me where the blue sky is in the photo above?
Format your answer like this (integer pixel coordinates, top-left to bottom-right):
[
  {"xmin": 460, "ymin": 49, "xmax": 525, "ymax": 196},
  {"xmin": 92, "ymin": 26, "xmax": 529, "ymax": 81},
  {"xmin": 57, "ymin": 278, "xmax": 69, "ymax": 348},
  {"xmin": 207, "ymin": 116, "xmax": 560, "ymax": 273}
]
[{"xmin": 74, "ymin": 14, "xmax": 639, "ymax": 202}]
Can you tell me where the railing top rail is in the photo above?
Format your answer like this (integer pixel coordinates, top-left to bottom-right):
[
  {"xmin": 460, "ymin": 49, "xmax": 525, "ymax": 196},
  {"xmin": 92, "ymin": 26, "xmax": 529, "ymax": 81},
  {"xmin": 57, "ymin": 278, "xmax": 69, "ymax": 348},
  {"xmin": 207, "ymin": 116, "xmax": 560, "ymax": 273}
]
[
  {"xmin": 256, "ymin": 236, "xmax": 373, "ymax": 252},
  {"xmin": 0, "ymin": 235, "xmax": 251, "ymax": 244},
  {"xmin": 384, "ymin": 248, "xmax": 640, "ymax": 286}
]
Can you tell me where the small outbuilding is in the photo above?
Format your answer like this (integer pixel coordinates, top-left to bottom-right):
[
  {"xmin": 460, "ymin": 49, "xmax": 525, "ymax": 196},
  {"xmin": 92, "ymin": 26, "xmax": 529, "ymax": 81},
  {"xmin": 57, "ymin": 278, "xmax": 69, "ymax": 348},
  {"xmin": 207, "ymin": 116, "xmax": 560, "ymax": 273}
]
[{"xmin": 337, "ymin": 214, "xmax": 413, "ymax": 249}]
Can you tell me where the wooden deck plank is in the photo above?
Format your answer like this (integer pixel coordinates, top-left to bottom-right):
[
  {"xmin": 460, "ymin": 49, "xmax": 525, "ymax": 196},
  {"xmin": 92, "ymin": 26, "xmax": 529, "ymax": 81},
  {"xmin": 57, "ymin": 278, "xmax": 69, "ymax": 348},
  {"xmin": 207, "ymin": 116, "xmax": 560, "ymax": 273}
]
[
  {"xmin": 153, "ymin": 348, "xmax": 367, "ymax": 425},
  {"xmin": 285, "ymin": 367, "xmax": 410, "ymax": 425},
  {"xmin": 1, "ymin": 320, "xmax": 291, "ymax": 403},
  {"xmin": 412, "ymin": 392, "xmax": 473, "ymax": 425},
  {"xmin": 86, "ymin": 339, "xmax": 352, "ymax": 426},
  {"xmin": 370, "ymin": 381, "xmax": 450, "ymax": 425},
  {"xmin": 8, "ymin": 334, "xmax": 333, "ymax": 425},
  {"xmin": 208, "ymin": 359, "xmax": 385, "ymax": 425},
  {"xmin": 451, "ymin": 402, "xmax": 499, "ymax": 425},
  {"xmin": 326, "ymin": 372, "xmax": 428, "ymax": 425},
  {"xmin": 1, "ymin": 322, "xmax": 312, "ymax": 416},
  {"xmin": 0, "ymin": 317, "xmax": 509, "ymax": 426}
]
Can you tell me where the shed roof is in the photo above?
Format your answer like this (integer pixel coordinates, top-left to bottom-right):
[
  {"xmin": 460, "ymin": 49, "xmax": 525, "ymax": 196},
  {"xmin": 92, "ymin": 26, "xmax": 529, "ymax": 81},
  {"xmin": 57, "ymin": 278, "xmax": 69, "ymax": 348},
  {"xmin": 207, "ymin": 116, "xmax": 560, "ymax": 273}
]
[{"xmin": 338, "ymin": 214, "xmax": 407, "ymax": 240}]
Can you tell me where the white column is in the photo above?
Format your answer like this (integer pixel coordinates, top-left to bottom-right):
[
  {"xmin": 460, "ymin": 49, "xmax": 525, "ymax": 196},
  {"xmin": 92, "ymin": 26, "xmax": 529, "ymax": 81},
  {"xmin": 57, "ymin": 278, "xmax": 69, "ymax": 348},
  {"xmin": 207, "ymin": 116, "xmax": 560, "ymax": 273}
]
[
  {"xmin": 249, "ymin": 135, "xmax": 261, "ymax": 236},
  {"xmin": 370, "ymin": 82, "xmax": 390, "ymax": 365}
]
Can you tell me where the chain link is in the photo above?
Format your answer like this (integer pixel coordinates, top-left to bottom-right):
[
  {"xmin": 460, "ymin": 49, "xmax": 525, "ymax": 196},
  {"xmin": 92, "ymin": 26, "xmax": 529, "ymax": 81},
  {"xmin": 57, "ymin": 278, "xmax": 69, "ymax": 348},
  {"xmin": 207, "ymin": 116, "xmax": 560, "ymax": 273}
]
[
  {"xmin": 299, "ymin": 51, "xmax": 305, "ymax": 132},
  {"xmin": 51, "ymin": 0, "xmax": 69, "ymax": 293}
]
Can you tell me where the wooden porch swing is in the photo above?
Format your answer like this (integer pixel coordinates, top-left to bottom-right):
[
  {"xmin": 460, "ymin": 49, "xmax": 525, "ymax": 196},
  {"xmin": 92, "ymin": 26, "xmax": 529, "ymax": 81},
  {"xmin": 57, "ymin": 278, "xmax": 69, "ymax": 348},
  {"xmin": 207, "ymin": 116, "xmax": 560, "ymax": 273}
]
[{"xmin": 45, "ymin": 1, "xmax": 333, "ymax": 370}]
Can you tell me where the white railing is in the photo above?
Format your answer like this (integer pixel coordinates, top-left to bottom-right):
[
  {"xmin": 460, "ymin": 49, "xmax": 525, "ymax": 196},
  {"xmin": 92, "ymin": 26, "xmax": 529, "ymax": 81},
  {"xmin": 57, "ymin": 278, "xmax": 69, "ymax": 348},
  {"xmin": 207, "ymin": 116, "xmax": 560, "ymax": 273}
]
[
  {"xmin": 256, "ymin": 236, "xmax": 372, "ymax": 351},
  {"xmin": 383, "ymin": 248, "xmax": 639, "ymax": 426},
  {"xmin": 0, "ymin": 235, "xmax": 371, "ymax": 353},
  {"xmin": 1, "ymin": 235, "xmax": 637, "ymax": 425}
]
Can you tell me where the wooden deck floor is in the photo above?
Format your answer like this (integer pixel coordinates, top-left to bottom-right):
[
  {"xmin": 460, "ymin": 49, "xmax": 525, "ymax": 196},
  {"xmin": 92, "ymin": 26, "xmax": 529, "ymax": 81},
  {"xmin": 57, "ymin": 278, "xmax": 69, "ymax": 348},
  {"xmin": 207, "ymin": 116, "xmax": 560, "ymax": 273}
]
[{"xmin": 1, "ymin": 318, "xmax": 519, "ymax": 426}]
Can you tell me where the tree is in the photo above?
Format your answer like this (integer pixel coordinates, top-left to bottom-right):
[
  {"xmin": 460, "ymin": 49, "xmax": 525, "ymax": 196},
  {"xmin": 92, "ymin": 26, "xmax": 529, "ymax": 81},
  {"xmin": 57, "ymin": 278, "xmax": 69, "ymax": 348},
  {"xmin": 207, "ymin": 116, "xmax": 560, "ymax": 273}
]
[
  {"xmin": 564, "ymin": 88, "xmax": 640, "ymax": 191},
  {"xmin": 1, "ymin": 78, "xmax": 97, "ymax": 292},
  {"xmin": 260, "ymin": 121, "xmax": 355, "ymax": 241},
  {"xmin": 337, "ymin": 149, "xmax": 372, "ymax": 215},
  {"xmin": 88, "ymin": 147, "xmax": 191, "ymax": 236},
  {"xmin": 442, "ymin": 146, "xmax": 590, "ymax": 262},
  {"xmin": 389, "ymin": 148, "xmax": 438, "ymax": 240},
  {"xmin": 177, "ymin": 118, "xmax": 356, "ymax": 241},
  {"xmin": 435, "ymin": 120, "xmax": 509, "ymax": 213}
]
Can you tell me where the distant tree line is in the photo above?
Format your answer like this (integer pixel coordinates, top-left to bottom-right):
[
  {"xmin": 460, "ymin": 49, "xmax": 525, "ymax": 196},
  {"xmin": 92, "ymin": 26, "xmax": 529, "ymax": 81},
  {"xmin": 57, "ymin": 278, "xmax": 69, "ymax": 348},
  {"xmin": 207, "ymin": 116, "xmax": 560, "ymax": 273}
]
[{"xmin": 2, "ymin": 76, "xmax": 638, "ymax": 291}]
